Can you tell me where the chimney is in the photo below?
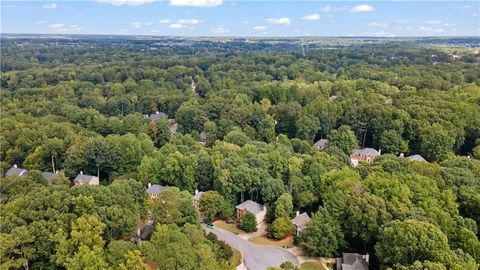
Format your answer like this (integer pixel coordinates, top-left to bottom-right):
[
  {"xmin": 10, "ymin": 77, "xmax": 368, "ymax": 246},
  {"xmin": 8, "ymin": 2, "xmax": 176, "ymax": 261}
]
[
  {"xmin": 13, "ymin": 164, "xmax": 17, "ymax": 168},
  {"xmin": 364, "ymin": 254, "xmax": 370, "ymax": 264},
  {"xmin": 378, "ymin": 149, "xmax": 382, "ymax": 155},
  {"xmin": 296, "ymin": 211, "xmax": 300, "ymax": 217},
  {"xmin": 195, "ymin": 189, "xmax": 199, "ymax": 195},
  {"xmin": 156, "ymin": 111, "xmax": 160, "ymax": 114},
  {"xmin": 55, "ymin": 170, "xmax": 59, "ymax": 174},
  {"xmin": 148, "ymin": 183, "xmax": 151, "ymax": 188},
  {"xmin": 399, "ymin": 153, "xmax": 404, "ymax": 158},
  {"xmin": 80, "ymin": 171, "xmax": 83, "ymax": 175}
]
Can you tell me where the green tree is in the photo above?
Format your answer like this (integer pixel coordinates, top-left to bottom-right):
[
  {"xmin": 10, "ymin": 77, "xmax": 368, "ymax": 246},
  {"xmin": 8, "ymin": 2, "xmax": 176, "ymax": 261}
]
[
  {"xmin": 327, "ymin": 125, "xmax": 358, "ymax": 154},
  {"xmin": 379, "ymin": 129, "xmax": 408, "ymax": 155},
  {"xmin": 275, "ymin": 193, "xmax": 293, "ymax": 219},
  {"xmin": 240, "ymin": 212, "xmax": 257, "ymax": 232},
  {"xmin": 269, "ymin": 217, "xmax": 294, "ymax": 239},
  {"xmin": 198, "ymin": 191, "xmax": 229, "ymax": 222},
  {"xmin": 296, "ymin": 114, "xmax": 320, "ymax": 143},
  {"xmin": 299, "ymin": 208, "xmax": 345, "ymax": 257},
  {"xmin": 417, "ymin": 123, "xmax": 455, "ymax": 161},
  {"xmin": 119, "ymin": 250, "xmax": 149, "ymax": 270}
]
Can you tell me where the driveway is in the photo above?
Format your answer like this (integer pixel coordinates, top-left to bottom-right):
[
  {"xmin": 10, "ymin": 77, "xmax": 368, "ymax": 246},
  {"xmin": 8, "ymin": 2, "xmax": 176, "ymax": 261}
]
[{"xmin": 203, "ymin": 225, "xmax": 299, "ymax": 270}]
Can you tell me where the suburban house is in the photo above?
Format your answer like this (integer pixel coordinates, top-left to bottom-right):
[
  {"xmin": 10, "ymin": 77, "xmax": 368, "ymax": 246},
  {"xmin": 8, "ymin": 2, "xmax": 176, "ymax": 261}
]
[
  {"xmin": 336, "ymin": 253, "xmax": 369, "ymax": 270},
  {"xmin": 235, "ymin": 200, "xmax": 266, "ymax": 225},
  {"xmin": 74, "ymin": 172, "xmax": 99, "ymax": 186},
  {"xmin": 350, "ymin": 148, "xmax": 381, "ymax": 167},
  {"xmin": 147, "ymin": 111, "xmax": 167, "ymax": 121},
  {"xmin": 192, "ymin": 189, "xmax": 204, "ymax": 208},
  {"xmin": 199, "ymin": 131, "xmax": 207, "ymax": 145},
  {"xmin": 406, "ymin": 154, "xmax": 426, "ymax": 162},
  {"xmin": 313, "ymin": 139, "xmax": 328, "ymax": 151},
  {"xmin": 5, "ymin": 165, "xmax": 28, "ymax": 177},
  {"xmin": 42, "ymin": 171, "xmax": 55, "ymax": 184},
  {"xmin": 146, "ymin": 183, "xmax": 169, "ymax": 199},
  {"xmin": 291, "ymin": 211, "xmax": 311, "ymax": 236}
]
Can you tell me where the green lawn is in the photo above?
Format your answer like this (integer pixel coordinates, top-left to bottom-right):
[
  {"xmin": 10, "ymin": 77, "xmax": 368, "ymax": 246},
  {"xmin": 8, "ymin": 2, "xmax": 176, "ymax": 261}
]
[
  {"xmin": 300, "ymin": 262, "xmax": 327, "ymax": 270},
  {"xmin": 230, "ymin": 247, "xmax": 242, "ymax": 267},
  {"xmin": 213, "ymin": 220, "xmax": 245, "ymax": 235},
  {"xmin": 248, "ymin": 235, "xmax": 295, "ymax": 248}
]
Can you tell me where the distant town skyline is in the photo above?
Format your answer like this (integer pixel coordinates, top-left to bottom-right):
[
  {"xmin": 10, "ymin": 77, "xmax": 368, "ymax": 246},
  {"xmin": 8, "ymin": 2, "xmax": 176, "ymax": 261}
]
[{"xmin": 2, "ymin": 0, "xmax": 479, "ymax": 37}]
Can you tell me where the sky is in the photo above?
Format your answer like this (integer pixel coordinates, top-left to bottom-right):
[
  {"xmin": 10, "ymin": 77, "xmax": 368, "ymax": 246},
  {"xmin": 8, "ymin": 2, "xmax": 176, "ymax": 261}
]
[{"xmin": 1, "ymin": 0, "xmax": 479, "ymax": 37}]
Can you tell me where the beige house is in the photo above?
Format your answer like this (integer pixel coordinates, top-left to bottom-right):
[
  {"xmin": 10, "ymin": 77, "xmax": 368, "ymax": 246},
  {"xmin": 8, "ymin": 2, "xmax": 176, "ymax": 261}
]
[
  {"xmin": 74, "ymin": 171, "xmax": 99, "ymax": 186},
  {"xmin": 291, "ymin": 212, "xmax": 311, "ymax": 236},
  {"xmin": 350, "ymin": 148, "xmax": 381, "ymax": 167},
  {"xmin": 235, "ymin": 200, "xmax": 266, "ymax": 225}
]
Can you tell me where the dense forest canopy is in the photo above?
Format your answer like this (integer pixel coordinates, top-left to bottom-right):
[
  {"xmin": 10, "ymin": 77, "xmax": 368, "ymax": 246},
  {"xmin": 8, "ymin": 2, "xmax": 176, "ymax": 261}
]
[{"xmin": 1, "ymin": 36, "xmax": 480, "ymax": 270}]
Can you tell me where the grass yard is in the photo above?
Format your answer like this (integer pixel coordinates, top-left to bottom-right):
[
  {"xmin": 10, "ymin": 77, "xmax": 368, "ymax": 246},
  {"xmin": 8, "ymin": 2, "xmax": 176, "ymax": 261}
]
[
  {"xmin": 230, "ymin": 247, "xmax": 242, "ymax": 267},
  {"xmin": 213, "ymin": 220, "xmax": 245, "ymax": 235},
  {"xmin": 299, "ymin": 262, "xmax": 327, "ymax": 270},
  {"xmin": 248, "ymin": 235, "xmax": 295, "ymax": 248}
]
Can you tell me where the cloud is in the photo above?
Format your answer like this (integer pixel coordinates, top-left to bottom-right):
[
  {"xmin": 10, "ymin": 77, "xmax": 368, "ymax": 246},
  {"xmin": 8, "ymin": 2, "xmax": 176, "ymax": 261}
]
[
  {"xmin": 170, "ymin": 0, "xmax": 222, "ymax": 7},
  {"xmin": 253, "ymin": 25, "xmax": 267, "ymax": 31},
  {"xmin": 351, "ymin": 4, "xmax": 374, "ymax": 12},
  {"xmin": 48, "ymin": 23, "xmax": 81, "ymax": 32},
  {"xmin": 211, "ymin": 26, "xmax": 229, "ymax": 34},
  {"xmin": 176, "ymin": 19, "xmax": 200, "ymax": 25},
  {"xmin": 158, "ymin": 19, "xmax": 171, "ymax": 24},
  {"xmin": 168, "ymin": 19, "xmax": 201, "ymax": 29},
  {"xmin": 169, "ymin": 23, "xmax": 184, "ymax": 29},
  {"xmin": 267, "ymin": 17, "xmax": 291, "ymax": 25},
  {"xmin": 369, "ymin": 22, "xmax": 388, "ymax": 29},
  {"xmin": 321, "ymin": 5, "xmax": 331, "ymax": 12},
  {"xmin": 396, "ymin": 19, "xmax": 411, "ymax": 24},
  {"xmin": 375, "ymin": 30, "xmax": 386, "ymax": 35},
  {"xmin": 130, "ymin": 22, "xmax": 152, "ymax": 28},
  {"xmin": 43, "ymin": 3, "xmax": 57, "ymax": 9},
  {"xmin": 96, "ymin": 0, "xmax": 155, "ymax": 6},
  {"xmin": 425, "ymin": 20, "xmax": 442, "ymax": 25},
  {"xmin": 302, "ymin": 14, "xmax": 320, "ymax": 21},
  {"xmin": 36, "ymin": 20, "xmax": 46, "ymax": 25}
]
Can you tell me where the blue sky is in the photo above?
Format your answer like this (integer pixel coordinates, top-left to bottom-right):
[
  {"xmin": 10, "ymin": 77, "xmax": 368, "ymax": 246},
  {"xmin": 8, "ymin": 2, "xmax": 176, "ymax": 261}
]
[{"xmin": 1, "ymin": 1, "xmax": 479, "ymax": 36}]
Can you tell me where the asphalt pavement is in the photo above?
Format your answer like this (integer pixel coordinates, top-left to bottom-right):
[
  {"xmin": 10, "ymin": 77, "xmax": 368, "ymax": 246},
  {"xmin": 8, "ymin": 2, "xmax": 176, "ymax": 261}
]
[{"xmin": 203, "ymin": 225, "xmax": 299, "ymax": 270}]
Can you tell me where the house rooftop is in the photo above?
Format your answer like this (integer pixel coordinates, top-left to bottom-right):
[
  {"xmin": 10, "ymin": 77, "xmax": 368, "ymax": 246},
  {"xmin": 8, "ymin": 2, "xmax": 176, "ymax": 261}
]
[
  {"xmin": 313, "ymin": 139, "xmax": 328, "ymax": 149},
  {"xmin": 193, "ymin": 191, "xmax": 204, "ymax": 201},
  {"xmin": 351, "ymin": 148, "xmax": 380, "ymax": 157},
  {"xmin": 5, "ymin": 166, "xmax": 28, "ymax": 177},
  {"xmin": 42, "ymin": 172, "xmax": 55, "ymax": 184},
  {"xmin": 146, "ymin": 184, "xmax": 169, "ymax": 195},
  {"xmin": 148, "ymin": 111, "xmax": 167, "ymax": 121},
  {"xmin": 236, "ymin": 200, "xmax": 264, "ymax": 214},
  {"xmin": 74, "ymin": 173, "xmax": 99, "ymax": 185},
  {"xmin": 406, "ymin": 154, "xmax": 426, "ymax": 162},
  {"xmin": 341, "ymin": 253, "xmax": 369, "ymax": 270},
  {"xmin": 291, "ymin": 212, "xmax": 311, "ymax": 227}
]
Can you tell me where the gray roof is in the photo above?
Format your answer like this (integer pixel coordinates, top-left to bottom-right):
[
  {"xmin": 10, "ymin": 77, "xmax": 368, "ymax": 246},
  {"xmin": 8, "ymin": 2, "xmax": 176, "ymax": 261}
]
[
  {"xmin": 342, "ymin": 253, "xmax": 369, "ymax": 270},
  {"xmin": 42, "ymin": 172, "xmax": 55, "ymax": 184},
  {"xmin": 199, "ymin": 131, "xmax": 207, "ymax": 142},
  {"xmin": 291, "ymin": 213, "xmax": 311, "ymax": 227},
  {"xmin": 5, "ymin": 166, "xmax": 28, "ymax": 177},
  {"xmin": 351, "ymin": 148, "xmax": 380, "ymax": 157},
  {"xmin": 148, "ymin": 112, "xmax": 167, "ymax": 121},
  {"xmin": 406, "ymin": 154, "xmax": 426, "ymax": 162},
  {"xmin": 146, "ymin": 184, "xmax": 169, "ymax": 195},
  {"xmin": 236, "ymin": 200, "xmax": 264, "ymax": 214},
  {"xmin": 193, "ymin": 191, "xmax": 204, "ymax": 201},
  {"xmin": 313, "ymin": 139, "xmax": 328, "ymax": 149},
  {"xmin": 74, "ymin": 174, "xmax": 99, "ymax": 185}
]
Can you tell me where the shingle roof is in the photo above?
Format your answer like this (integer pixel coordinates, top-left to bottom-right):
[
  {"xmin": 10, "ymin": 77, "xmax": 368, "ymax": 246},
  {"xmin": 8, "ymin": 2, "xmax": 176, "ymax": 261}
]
[
  {"xmin": 342, "ymin": 253, "xmax": 369, "ymax": 270},
  {"xmin": 313, "ymin": 139, "xmax": 328, "ymax": 149},
  {"xmin": 148, "ymin": 112, "xmax": 167, "ymax": 121},
  {"xmin": 193, "ymin": 191, "xmax": 204, "ymax": 201},
  {"xmin": 146, "ymin": 184, "xmax": 169, "ymax": 195},
  {"xmin": 291, "ymin": 213, "xmax": 311, "ymax": 227},
  {"xmin": 236, "ymin": 200, "xmax": 264, "ymax": 214},
  {"xmin": 74, "ymin": 174, "xmax": 99, "ymax": 185},
  {"xmin": 5, "ymin": 166, "xmax": 28, "ymax": 177},
  {"xmin": 42, "ymin": 172, "xmax": 55, "ymax": 184},
  {"xmin": 406, "ymin": 154, "xmax": 426, "ymax": 162},
  {"xmin": 351, "ymin": 148, "xmax": 380, "ymax": 157}
]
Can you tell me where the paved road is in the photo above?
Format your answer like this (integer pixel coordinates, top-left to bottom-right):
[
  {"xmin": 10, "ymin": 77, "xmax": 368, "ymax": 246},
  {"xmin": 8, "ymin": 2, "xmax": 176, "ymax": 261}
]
[{"xmin": 203, "ymin": 225, "xmax": 299, "ymax": 270}]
